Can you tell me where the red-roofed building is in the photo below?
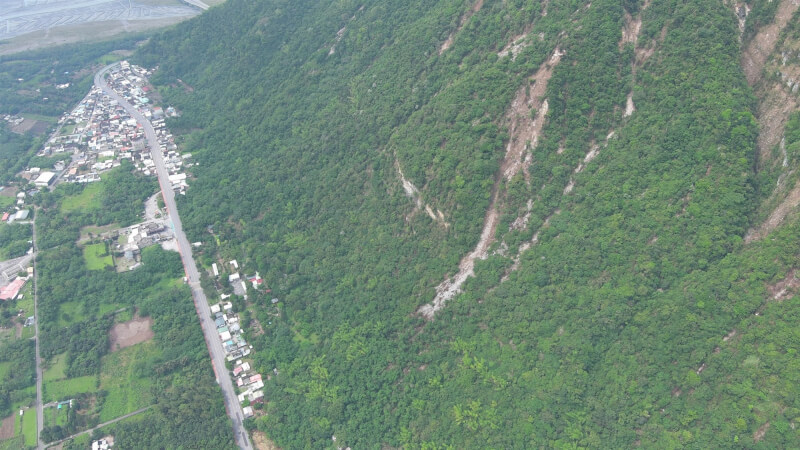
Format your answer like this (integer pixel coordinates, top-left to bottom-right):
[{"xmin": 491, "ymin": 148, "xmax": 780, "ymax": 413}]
[{"xmin": 0, "ymin": 277, "xmax": 27, "ymax": 300}]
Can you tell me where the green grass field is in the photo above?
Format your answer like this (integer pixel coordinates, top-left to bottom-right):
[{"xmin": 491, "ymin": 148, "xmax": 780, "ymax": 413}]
[
  {"xmin": 83, "ymin": 243, "xmax": 113, "ymax": 271},
  {"xmin": 0, "ymin": 436, "xmax": 23, "ymax": 450},
  {"xmin": 21, "ymin": 408, "xmax": 35, "ymax": 447},
  {"xmin": 43, "ymin": 353, "xmax": 67, "ymax": 382},
  {"xmin": 43, "ymin": 405, "xmax": 69, "ymax": 428},
  {"xmin": 61, "ymin": 182, "xmax": 102, "ymax": 213},
  {"xmin": 57, "ymin": 300, "xmax": 87, "ymax": 328},
  {"xmin": 0, "ymin": 361, "xmax": 11, "ymax": 380},
  {"xmin": 44, "ymin": 376, "xmax": 97, "ymax": 403},
  {"xmin": 98, "ymin": 342, "xmax": 157, "ymax": 422},
  {"xmin": 0, "ymin": 197, "xmax": 14, "ymax": 208},
  {"xmin": 15, "ymin": 284, "xmax": 33, "ymax": 315},
  {"xmin": 21, "ymin": 114, "xmax": 57, "ymax": 124},
  {"xmin": 0, "ymin": 328, "xmax": 13, "ymax": 346}
]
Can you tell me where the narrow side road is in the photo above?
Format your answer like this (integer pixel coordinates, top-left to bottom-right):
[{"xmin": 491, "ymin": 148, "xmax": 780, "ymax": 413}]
[
  {"xmin": 94, "ymin": 63, "xmax": 252, "ymax": 450},
  {"xmin": 44, "ymin": 406, "xmax": 152, "ymax": 448},
  {"xmin": 32, "ymin": 210, "xmax": 43, "ymax": 450}
]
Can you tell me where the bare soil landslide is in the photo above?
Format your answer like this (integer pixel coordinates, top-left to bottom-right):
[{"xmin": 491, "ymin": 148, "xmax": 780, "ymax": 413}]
[
  {"xmin": 756, "ymin": 85, "xmax": 798, "ymax": 166},
  {"xmin": 502, "ymin": 47, "xmax": 564, "ymax": 180},
  {"xmin": 0, "ymin": 414, "xmax": 14, "ymax": 439},
  {"xmin": 754, "ymin": 422, "xmax": 771, "ymax": 443},
  {"xmin": 108, "ymin": 316, "xmax": 154, "ymax": 352},
  {"xmin": 396, "ymin": 161, "xmax": 449, "ymax": 228},
  {"xmin": 619, "ymin": 11, "xmax": 642, "ymax": 49},
  {"xmin": 746, "ymin": 173, "xmax": 800, "ymax": 243},
  {"xmin": 742, "ymin": 0, "xmax": 800, "ymax": 85},
  {"xmin": 439, "ymin": 0, "xmax": 485, "ymax": 54},
  {"xmin": 767, "ymin": 269, "xmax": 800, "ymax": 301},
  {"xmin": 418, "ymin": 48, "xmax": 563, "ymax": 319}
]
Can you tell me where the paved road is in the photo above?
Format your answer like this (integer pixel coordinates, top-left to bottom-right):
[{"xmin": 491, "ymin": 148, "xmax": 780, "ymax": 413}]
[
  {"xmin": 32, "ymin": 211, "xmax": 44, "ymax": 450},
  {"xmin": 44, "ymin": 406, "xmax": 153, "ymax": 448},
  {"xmin": 94, "ymin": 64, "xmax": 252, "ymax": 450}
]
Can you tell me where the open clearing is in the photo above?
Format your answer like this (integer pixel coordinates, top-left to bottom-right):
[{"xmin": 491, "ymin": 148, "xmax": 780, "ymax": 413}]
[
  {"xmin": 99, "ymin": 342, "xmax": 156, "ymax": 421},
  {"xmin": 108, "ymin": 316, "xmax": 153, "ymax": 352},
  {"xmin": 44, "ymin": 375, "xmax": 97, "ymax": 403},
  {"xmin": 44, "ymin": 353, "xmax": 68, "ymax": 382},
  {"xmin": 21, "ymin": 408, "xmax": 35, "ymax": 447},
  {"xmin": 83, "ymin": 242, "xmax": 113, "ymax": 270},
  {"xmin": 61, "ymin": 182, "xmax": 102, "ymax": 213},
  {"xmin": 0, "ymin": 414, "xmax": 15, "ymax": 440}
]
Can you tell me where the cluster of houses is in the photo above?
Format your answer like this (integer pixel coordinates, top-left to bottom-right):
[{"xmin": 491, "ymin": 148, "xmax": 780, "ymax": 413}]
[
  {"xmin": 28, "ymin": 61, "xmax": 189, "ymax": 190},
  {"xmin": 1, "ymin": 114, "xmax": 24, "ymax": 128},
  {"xmin": 105, "ymin": 61, "xmax": 192, "ymax": 194},
  {"xmin": 209, "ymin": 259, "xmax": 272, "ymax": 419},
  {"xmin": 209, "ymin": 299, "xmax": 264, "ymax": 418},
  {"xmin": 89, "ymin": 219, "xmax": 175, "ymax": 270}
]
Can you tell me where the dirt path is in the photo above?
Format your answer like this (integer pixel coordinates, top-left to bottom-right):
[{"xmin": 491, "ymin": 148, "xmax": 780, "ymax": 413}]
[
  {"xmin": 741, "ymin": 0, "xmax": 800, "ymax": 85},
  {"xmin": 418, "ymin": 47, "xmax": 563, "ymax": 318}
]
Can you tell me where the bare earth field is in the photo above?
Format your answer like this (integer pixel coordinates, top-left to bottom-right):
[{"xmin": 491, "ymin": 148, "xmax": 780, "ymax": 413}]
[
  {"xmin": 108, "ymin": 316, "xmax": 153, "ymax": 352},
  {"xmin": 0, "ymin": 414, "xmax": 14, "ymax": 439}
]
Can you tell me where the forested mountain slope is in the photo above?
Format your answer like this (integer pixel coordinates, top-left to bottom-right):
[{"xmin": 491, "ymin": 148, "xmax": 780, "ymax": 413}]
[{"xmin": 133, "ymin": 0, "xmax": 800, "ymax": 447}]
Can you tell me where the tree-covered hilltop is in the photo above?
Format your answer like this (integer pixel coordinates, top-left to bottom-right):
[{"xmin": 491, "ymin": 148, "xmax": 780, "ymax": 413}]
[{"xmin": 134, "ymin": 0, "xmax": 800, "ymax": 447}]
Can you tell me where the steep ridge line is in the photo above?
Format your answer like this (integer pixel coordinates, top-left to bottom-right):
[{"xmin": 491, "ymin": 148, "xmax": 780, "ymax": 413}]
[
  {"xmin": 418, "ymin": 47, "xmax": 563, "ymax": 318},
  {"xmin": 439, "ymin": 0, "xmax": 485, "ymax": 54}
]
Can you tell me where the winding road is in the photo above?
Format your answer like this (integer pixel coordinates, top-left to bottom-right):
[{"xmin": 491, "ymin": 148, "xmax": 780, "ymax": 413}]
[{"xmin": 94, "ymin": 64, "xmax": 252, "ymax": 450}]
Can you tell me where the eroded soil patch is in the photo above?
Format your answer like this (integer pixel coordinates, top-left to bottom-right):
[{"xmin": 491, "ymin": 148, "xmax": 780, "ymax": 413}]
[{"xmin": 108, "ymin": 316, "xmax": 154, "ymax": 352}]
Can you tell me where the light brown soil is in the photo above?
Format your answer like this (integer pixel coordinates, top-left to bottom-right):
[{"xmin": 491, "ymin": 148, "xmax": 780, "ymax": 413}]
[
  {"xmin": 501, "ymin": 48, "xmax": 563, "ymax": 181},
  {"xmin": 108, "ymin": 316, "xmax": 154, "ymax": 352},
  {"xmin": 742, "ymin": 0, "xmax": 800, "ymax": 85},
  {"xmin": 10, "ymin": 118, "xmax": 42, "ymax": 134},
  {"xmin": 15, "ymin": 322, "xmax": 22, "ymax": 339},
  {"xmin": 619, "ymin": 11, "xmax": 642, "ymax": 49},
  {"xmin": 0, "ymin": 186, "xmax": 18, "ymax": 198},
  {"xmin": 0, "ymin": 414, "xmax": 15, "ymax": 439},
  {"xmin": 756, "ymin": 85, "xmax": 798, "ymax": 169},
  {"xmin": 418, "ymin": 47, "xmax": 563, "ymax": 318},
  {"xmin": 745, "ymin": 180, "xmax": 800, "ymax": 243},
  {"xmin": 252, "ymin": 431, "xmax": 281, "ymax": 450},
  {"xmin": 754, "ymin": 422, "xmax": 770, "ymax": 443},
  {"xmin": 767, "ymin": 269, "xmax": 800, "ymax": 301},
  {"xmin": 396, "ymin": 161, "xmax": 449, "ymax": 228}
]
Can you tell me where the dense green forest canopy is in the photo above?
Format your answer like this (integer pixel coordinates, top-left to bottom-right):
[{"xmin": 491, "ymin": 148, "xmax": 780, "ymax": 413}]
[{"xmin": 127, "ymin": 0, "xmax": 800, "ymax": 447}]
